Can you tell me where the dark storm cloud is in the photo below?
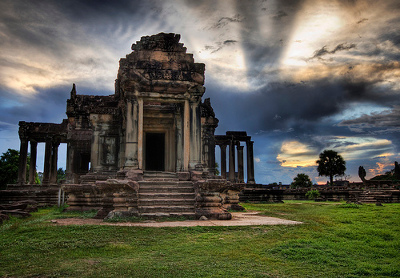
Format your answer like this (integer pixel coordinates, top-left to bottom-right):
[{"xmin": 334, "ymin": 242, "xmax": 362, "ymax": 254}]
[
  {"xmin": 310, "ymin": 43, "xmax": 357, "ymax": 59},
  {"xmin": 0, "ymin": 86, "xmax": 72, "ymax": 127},
  {"xmin": 339, "ymin": 106, "xmax": 400, "ymax": 131},
  {"xmin": 208, "ymin": 71, "xmax": 400, "ymax": 139},
  {"xmin": 0, "ymin": 0, "xmax": 160, "ymax": 51}
]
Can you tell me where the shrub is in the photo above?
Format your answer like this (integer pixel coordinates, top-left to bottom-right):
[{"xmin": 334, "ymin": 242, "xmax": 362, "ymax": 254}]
[{"xmin": 305, "ymin": 189, "xmax": 320, "ymax": 200}]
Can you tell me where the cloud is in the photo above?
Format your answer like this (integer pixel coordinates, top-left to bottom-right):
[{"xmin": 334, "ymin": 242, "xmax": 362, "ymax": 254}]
[
  {"xmin": 310, "ymin": 43, "xmax": 357, "ymax": 60},
  {"xmin": 273, "ymin": 10, "xmax": 288, "ymax": 20},
  {"xmin": 339, "ymin": 105, "xmax": 400, "ymax": 133},
  {"xmin": 357, "ymin": 18, "xmax": 368, "ymax": 24},
  {"xmin": 316, "ymin": 136, "xmax": 394, "ymax": 161},
  {"xmin": 277, "ymin": 141, "xmax": 318, "ymax": 168},
  {"xmin": 211, "ymin": 14, "xmax": 243, "ymax": 29}
]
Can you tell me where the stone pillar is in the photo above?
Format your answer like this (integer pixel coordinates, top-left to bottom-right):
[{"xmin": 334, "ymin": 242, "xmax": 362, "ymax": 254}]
[
  {"xmin": 246, "ymin": 140, "xmax": 255, "ymax": 184},
  {"xmin": 29, "ymin": 141, "xmax": 38, "ymax": 185},
  {"xmin": 124, "ymin": 99, "xmax": 138, "ymax": 168},
  {"xmin": 137, "ymin": 98, "xmax": 144, "ymax": 169},
  {"xmin": 17, "ymin": 138, "xmax": 29, "ymax": 185},
  {"xmin": 66, "ymin": 142, "xmax": 74, "ymax": 183},
  {"xmin": 228, "ymin": 141, "xmax": 236, "ymax": 182},
  {"xmin": 50, "ymin": 142, "xmax": 59, "ymax": 184},
  {"xmin": 90, "ymin": 124, "xmax": 100, "ymax": 172},
  {"xmin": 42, "ymin": 139, "xmax": 53, "ymax": 184},
  {"xmin": 237, "ymin": 145, "xmax": 244, "ymax": 183},
  {"xmin": 183, "ymin": 99, "xmax": 190, "ymax": 171},
  {"xmin": 175, "ymin": 106, "xmax": 183, "ymax": 171},
  {"xmin": 220, "ymin": 144, "xmax": 227, "ymax": 179},
  {"xmin": 189, "ymin": 99, "xmax": 202, "ymax": 169}
]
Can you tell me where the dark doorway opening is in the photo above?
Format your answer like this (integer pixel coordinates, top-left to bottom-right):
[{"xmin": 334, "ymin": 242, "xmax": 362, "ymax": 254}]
[{"xmin": 145, "ymin": 133, "xmax": 165, "ymax": 171}]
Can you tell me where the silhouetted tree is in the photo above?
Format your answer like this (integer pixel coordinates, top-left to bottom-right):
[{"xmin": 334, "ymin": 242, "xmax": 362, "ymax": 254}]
[
  {"xmin": 291, "ymin": 173, "xmax": 313, "ymax": 188},
  {"xmin": 358, "ymin": 166, "xmax": 367, "ymax": 183},
  {"xmin": 316, "ymin": 150, "xmax": 346, "ymax": 185}
]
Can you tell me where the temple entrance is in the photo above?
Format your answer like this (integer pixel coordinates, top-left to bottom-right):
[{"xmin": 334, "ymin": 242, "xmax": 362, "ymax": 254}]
[{"xmin": 145, "ymin": 133, "xmax": 165, "ymax": 171}]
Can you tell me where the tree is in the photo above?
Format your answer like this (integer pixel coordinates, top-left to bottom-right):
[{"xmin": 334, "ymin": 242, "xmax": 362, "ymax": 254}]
[
  {"xmin": 316, "ymin": 150, "xmax": 346, "ymax": 185},
  {"xmin": 0, "ymin": 149, "xmax": 41, "ymax": 188},
  {"xmin": 57, "ymin": 168, "xmax": 66, "ymax": 183},
  {"xmin": 0, "ymin": 149, "xmax": 32, "ymax": 188},
  {"xmin": 214, "ymin": 162, "xmax": 220, "ymax": 176},
  {"xmin": 291, "ymin": 173, "xmax": 313, "ymax": 188}
]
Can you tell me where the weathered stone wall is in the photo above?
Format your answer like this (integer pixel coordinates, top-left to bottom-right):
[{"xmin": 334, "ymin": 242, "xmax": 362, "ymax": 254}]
[{"xmin": 62, "ymin": 180, "xmax": 139, "ymax": 218}]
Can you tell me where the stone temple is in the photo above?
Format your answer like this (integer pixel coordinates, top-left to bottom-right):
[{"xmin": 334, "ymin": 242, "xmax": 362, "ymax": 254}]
[{"xmin": 16, "ymin": 33, "xmax": 255, "ymax": 219}]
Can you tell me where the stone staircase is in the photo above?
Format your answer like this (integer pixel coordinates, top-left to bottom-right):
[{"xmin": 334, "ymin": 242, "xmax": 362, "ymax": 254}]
[
  {"xmin": 80, "ymin": 170, "xmax": 118, "ymax": 183},
  {"xmin": 358, "ymin": 189, "xmax": 392, "ymax": 203},
  {"xmin": 138, "ymin": 172, "xmax": 196, "ymax": 218}
]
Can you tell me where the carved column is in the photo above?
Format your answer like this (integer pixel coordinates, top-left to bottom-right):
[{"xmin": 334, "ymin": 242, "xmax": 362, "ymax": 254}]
[
  {"xmin": 229, "ymin": 140, "xmax": 236, "ymax": 182},
  {"xmin": 175, "ymin": 105, "xmax": 183, "ymax": 171},
  {"xmin": 42, "ymin": 139, "xmax": 53, "ymax": 185},
  {"xmin": 50, "ymin": 141, "xmax": 60, "ymax": 184},
  {"xmin": 183, "ymin": 99, "xmax": 190, "ymax": 171},
  {"xmin": 124, "ymin": 99, "xmax": 138, "ymax": 168},
  {"xmin": 189, "ymin": 98, "xmax": 202, "ymax": 169},
  {"xmin": 17, "ymin": 138, "xmax": 29, "ymax": 185},
  {"xmin": 247, "ymin": 140, "xmax": 255, "ymax": 184},
  {"xmin": 137, "ymin": 98, "xmax": 144, "ymax": 169},
  {"xmin": 66, "ymin": 142, "xmax": 74, "ymax": 183},
  {"xmin": 90, "ymin": 118, "xmax": 100, "ymax": 172},
  {"xmin": 29, "ymin": 141, "xmax": 38, "ymax": 185},
  {"xmin": 237, "ymin": 145, "xmax": 244, "ymax": 183},
  {"xmin": 220, "ymin": 144, "xmax": 227, "ymax": 179}
]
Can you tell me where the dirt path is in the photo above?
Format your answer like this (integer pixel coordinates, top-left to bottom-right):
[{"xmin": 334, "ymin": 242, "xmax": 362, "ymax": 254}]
[{"xmin": 51, "ymin": 212, "xmax": 302, "ymax": 227}]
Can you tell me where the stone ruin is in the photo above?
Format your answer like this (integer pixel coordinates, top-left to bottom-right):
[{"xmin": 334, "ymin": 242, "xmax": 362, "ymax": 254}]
[{"xmin": 14, "ymin": 33, "xmax": 256, "ymax": 220}]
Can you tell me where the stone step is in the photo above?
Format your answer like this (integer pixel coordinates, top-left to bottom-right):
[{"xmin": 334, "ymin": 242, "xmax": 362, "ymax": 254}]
[
  {"xmin": 139, "ymin": 205, "xmax": 195, "ymax": 213},
  {"xmin": 140, "ymin": 212, "xmax": 196, "ymax": 219},
  {"xmin": 143, "ymin": 171, "xmax": 179, "ymax": 181},
  {"xmin": 139, "ymin": 186, "xmax": 194, "ymax": 194},
  {"xmin": 139, "ymin": 181, "xmax": 193, "ymax": 186},
  {"xmin": 139, "ymin": 192, "xmax": 195, "ymax": 199},
  {"xmin": 140, "ymin": 199, "xmax": 195, "ymax": 206}
]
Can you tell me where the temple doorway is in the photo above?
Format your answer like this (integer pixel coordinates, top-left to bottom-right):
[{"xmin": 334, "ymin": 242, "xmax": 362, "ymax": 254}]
[{"xmin": 145, "ymin": 133, "xmax": 165, "ymax": 171}]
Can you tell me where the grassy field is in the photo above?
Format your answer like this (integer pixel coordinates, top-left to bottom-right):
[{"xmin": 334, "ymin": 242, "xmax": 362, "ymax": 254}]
[{"xmin": 1, "ymin": 201, "xmax": 399, "ymax": 277}]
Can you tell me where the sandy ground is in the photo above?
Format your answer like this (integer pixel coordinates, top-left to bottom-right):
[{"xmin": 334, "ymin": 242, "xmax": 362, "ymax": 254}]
[{"xmin": 51, "ymin": 212, "xmax": 302, "ymax": 227}]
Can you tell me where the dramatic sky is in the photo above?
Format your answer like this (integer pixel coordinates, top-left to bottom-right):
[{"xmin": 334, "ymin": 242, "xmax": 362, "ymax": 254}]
[{"xmin": 1, "ymin": 0, "xmax": 399, "ymax": 184}]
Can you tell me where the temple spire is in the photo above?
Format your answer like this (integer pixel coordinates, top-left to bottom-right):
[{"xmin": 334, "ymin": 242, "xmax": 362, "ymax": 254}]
[{"xmin": 70, "ymin": 83, "xmax": 76, "ymax": 99}]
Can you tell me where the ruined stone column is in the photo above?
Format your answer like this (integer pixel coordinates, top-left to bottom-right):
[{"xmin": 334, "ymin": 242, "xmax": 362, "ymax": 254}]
[
  {"xmin": 137, "ymin": 98, "xmax": 144, "ymax": 169},
  {"xmin": 183, "ymin": 99, "xmax": 190, "ymax": 171},
  {"xmin": 90, "ymin": 120, "xmax": 100, "ymax": 172},
  {"xmin": 228, "ymin": 140, "xmax": 236, "ymax": 182},
  {"xmin": 42, "ymin": 139, "xmax": 53, "ymax": 185},
  {"xmin": 29, "ymin": 141, "xmax": 38, "ymax": 185},
  {"xmin": 175, "ymin": 105, "xmax": 183, "ymax": 171},
  {"xmin": 17, "ymin": 138, "xmax": 29, "ymax": 185},
  {"xmin": 66, "ymin": 142, "xmax": 74, "ymax": 183},
  {"xmin": 246, "ymin": 140, "xmax": 255, "ymax": 184},
  {"xmin": 220, "ymin": 144, "xmax": 227, "ymax": 179},
  {"xmin": 50, "ymin": 141, "xmax": 60, "ymax": 184},
  {"xmin": 189, "ymin": 99, "xmax": 202, "ymax": 169},
  {"xmin": 124, "ymin": 99, "xmax": 138, "ymax": 168},
  {"xmin": 237, "ymin": 145, "xmax": 244, "ymax": 183}
]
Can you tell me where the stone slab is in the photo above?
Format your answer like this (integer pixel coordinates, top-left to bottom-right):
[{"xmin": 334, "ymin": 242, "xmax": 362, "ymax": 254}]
[{"xmin": 51, "ymin": 212, "xmax": 302, "ymax": 227}]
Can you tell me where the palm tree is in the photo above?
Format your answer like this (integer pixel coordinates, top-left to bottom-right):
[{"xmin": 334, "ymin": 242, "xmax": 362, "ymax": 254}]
[{"xmin": 316, "ymin": 150, "xmax": 346, "ymax": 185}]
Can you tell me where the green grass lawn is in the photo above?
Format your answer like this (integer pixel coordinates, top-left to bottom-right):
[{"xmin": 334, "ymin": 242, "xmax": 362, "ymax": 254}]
[{"xmin": 1, "ymin": 201, "xmax": 399, "ymax": 277}]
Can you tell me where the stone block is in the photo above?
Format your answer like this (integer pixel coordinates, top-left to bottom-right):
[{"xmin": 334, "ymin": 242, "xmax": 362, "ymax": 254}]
[{"xmin": 177, "ymin": 172, "xmax": 190, "ymax": 181}]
